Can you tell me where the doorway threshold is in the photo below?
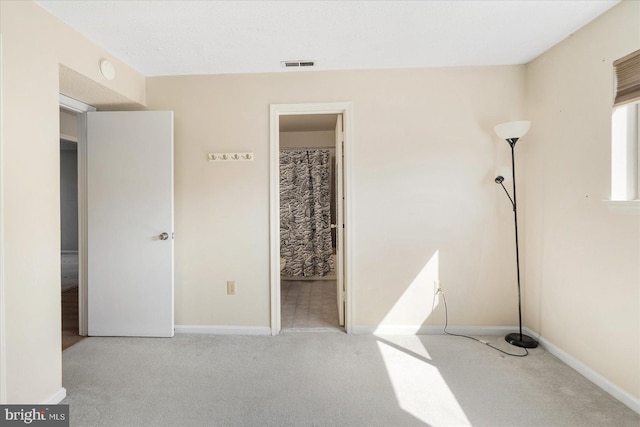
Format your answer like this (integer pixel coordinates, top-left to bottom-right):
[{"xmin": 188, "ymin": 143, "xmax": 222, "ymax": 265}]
[{"xmin": 281, "ymin": 327, "xmax": 345, "ymax": 333}]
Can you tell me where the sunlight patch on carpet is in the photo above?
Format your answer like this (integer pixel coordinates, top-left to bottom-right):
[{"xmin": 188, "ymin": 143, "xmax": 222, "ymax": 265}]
[{"xmin": 376, "ymin": 337, "xmax": 470, "ymax": 425}]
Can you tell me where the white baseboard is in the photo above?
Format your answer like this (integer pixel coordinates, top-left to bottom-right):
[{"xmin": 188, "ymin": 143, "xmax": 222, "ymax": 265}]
[
  {"xmin": 351, "ymin": 325, "xmax": 516, "ymax": 336},
  {"xmin": 42, "ymin": 387, "xmax": 66, "ymax": 404},
  {"xmin": 524, "ymin": 328, "xmax": 640, "ymax": 415},
  {"xmin": 174, "ymin": 325, "xmax": 271, "ymax": 336}
]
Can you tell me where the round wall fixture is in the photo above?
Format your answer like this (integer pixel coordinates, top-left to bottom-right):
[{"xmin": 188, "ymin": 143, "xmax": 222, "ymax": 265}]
[{"xmin": 99, "ymin": 59, "xmax": 115, "ymax": 80}]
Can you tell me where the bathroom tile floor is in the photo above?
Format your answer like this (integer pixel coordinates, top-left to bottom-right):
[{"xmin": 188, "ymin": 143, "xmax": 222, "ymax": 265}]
[{"xmin": 281, "ymin": 280, "xmax": 342, "ymax": 330}]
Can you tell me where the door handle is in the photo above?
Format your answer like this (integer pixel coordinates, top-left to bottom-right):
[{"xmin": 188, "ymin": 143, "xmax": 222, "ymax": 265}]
[{"xmin": 159, "ymin": 232, "xmax": 169, "ymax": 240}]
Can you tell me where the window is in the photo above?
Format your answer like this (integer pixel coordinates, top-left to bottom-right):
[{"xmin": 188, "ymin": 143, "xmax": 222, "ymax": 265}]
[
  {"xmin": 608, "ymin": 49, "xmax": 640, "ymax": 212},
  {"xmin": 611, "ymin": 102, "xmax": 639, "ymax": 201}
]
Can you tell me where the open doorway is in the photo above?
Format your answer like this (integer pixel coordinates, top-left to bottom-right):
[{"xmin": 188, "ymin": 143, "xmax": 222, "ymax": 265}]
[
  {"xmin": 269, "ymin": 102, "xmax": 353, "ymax": 335},
  {"xmin": 59, "ymin": 95, "xmax": 96, "ymax": 349},
  {"xmin": 279, "ymin": 114, "xmax": 341, "ymax": 330},
  {"xmin": 59, "ymin": 108, "xmax": 83, "ymax": 350},
  {"xmin": 59, "ymin": 94, "xmax": 174, "ymax": 341}
]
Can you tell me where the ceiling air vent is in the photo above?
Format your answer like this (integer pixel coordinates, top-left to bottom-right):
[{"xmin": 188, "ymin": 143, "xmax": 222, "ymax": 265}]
[{"xmin": 281, "ymin": 60, "xmax": 316, "ymax": 69}]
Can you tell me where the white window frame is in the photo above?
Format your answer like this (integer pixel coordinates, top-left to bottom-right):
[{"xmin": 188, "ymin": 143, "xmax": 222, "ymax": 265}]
[{"xmin": 606, "ymin": 102, "xmax": 640, "ymax": 213}]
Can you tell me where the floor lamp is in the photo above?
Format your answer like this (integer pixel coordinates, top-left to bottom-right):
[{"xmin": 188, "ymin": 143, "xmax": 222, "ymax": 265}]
[{"xmin": 494, "ymin": 121, "xmax": 538, "ymax": 349}]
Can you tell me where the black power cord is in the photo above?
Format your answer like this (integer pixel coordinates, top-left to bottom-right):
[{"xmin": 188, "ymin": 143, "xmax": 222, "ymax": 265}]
[{"xmin": 440, "ymin": 291, "xmax": 528, "ymax": 357}]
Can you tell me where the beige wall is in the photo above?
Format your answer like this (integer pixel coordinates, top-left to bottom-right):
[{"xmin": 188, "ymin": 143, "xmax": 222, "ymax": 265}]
[
  {"xmin": 3, "ymin": 0, "xmax": 636, "ymax": 407},
  {"xmin": 524, "ymin": 0, "xmax": 640, "ymax": 399},
  {"xmin": 0, "ymin": 1, "xmax": 145, "ymax": 403},
  {"xmin": 280, "ymin": 131, "xmax": 335, "ymax": 148},
  {"xmin": 147, "ymin": 66, "xmax": 526, "ymax": 330},
  {"xmin": 59, "ymin": 110, "xmax": 78, "ymax": 142}
]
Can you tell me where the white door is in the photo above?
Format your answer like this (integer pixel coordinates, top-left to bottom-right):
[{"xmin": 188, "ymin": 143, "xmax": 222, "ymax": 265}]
[
  {"xmin": 335, "ymin": 114, "xmax": 345, "ymax": 326},
  {"xmin": 87, "ymin": 111, "xmax": 174, "ymax": 337}
]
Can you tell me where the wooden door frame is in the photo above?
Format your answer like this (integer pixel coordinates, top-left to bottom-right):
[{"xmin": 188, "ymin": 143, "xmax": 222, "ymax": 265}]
[
  {"xmin": 269, "ymin": 102, "xmax": 354, "ymax": 335},
  {"xmin": 59, "ymin": 94, "xmax": 96, "ymax": 337}
]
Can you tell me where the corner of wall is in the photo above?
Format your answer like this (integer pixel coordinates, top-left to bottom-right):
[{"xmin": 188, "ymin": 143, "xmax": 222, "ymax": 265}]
[{"xmin": 521, "ymin": 0, "xmax": 640, "ymax": 401}]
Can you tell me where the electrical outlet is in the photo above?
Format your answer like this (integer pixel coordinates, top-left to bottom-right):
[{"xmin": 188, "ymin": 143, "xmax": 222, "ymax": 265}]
[
  {"xmin": 227, "ymin": 280, "xmax": 236, "ymax": 295},
  {"xmin": 435, "ymin": 280, "xmax": 442, "ymax": 294}
]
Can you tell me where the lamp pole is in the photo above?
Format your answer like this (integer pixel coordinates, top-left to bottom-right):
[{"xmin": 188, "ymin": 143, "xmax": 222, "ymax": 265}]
[
  {"xmin": 508, "ymin": 139, "xmax": 524, "ymax": 342},
  {"xmin": 494, "ymin": 121, "xmax": 538, "ymax": 349}
]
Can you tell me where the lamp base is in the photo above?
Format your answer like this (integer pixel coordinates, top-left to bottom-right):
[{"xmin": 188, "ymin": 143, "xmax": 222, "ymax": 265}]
[{"xmin": 505, "ymin": 333, "xmax": 538, "ymax": 348}]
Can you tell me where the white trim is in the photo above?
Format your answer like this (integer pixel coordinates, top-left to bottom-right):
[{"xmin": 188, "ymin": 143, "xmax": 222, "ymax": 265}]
[
  {"xmin": 524, "ymin": 328, "xmax": 640, "ymax": 415},
  {"xmin": 335, "ymin": 115, "xmax": 345, "ymax": 326},
  {"xmin": 269, "ymin": 105, "xmax": 280, "ymax": 336},
  {"xmin": 351, "ymin": 325, "xmax": 517, "ymax": 336},
  {"xmin": 343, "ymin": 109, "xmax": 355, "ymax": 334},
  {"xmin": 59, "ymin": 96, "xmax": 94, "ymax": 337},
  {"xmin": 76, "ymin": 112, "xmax": 88, "ymax": 336},
  {"xmin": 603, "ymin": 199, "xmax": 640, "ymax": 213},
  {"xmin": 59, "ymin": 94, "xmax": 95, "ymax": 114},
  {"xmin": 269, "ymin": 102, "xmax": 355, "ymax": 336},
  {"xmin": 42, "ymin": 387, "xmax": 67, "ymax": 404},
  {"xmin": 174, "ymin": 325, "xmax": 272, "ymax": 336},
  {"xmin": 0, "ymin": 34, "xmax": 6, "ymax": 404}
]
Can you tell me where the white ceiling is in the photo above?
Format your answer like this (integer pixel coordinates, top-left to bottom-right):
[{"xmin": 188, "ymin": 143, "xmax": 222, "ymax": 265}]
[{"xmin": 36, "ymin": 0, "xmax": 620, "ymax": 77}]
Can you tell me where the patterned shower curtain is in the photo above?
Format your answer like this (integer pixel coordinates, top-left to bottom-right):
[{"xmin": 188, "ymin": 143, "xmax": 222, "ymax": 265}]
[{"xmin": 280, "ymin": 149, "xmax": 332, "ymax": 277}]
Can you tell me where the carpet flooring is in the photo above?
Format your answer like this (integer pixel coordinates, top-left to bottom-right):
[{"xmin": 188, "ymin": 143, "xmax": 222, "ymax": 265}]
[{"xmin": 62, "ymin": 333, "xmax": 640, "ymax": 427}]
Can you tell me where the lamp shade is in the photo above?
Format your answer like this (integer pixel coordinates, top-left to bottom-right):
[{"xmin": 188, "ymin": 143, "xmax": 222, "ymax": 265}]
[{"xmin": 494, "ymin": 121, "xmax": 531, "ymax": 140}]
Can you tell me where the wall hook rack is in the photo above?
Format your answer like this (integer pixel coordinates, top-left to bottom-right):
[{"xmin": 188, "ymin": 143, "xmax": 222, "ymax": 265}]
[{"xmin": 208, "ymin": 152, "xmax": 254, "ymax": 162}]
